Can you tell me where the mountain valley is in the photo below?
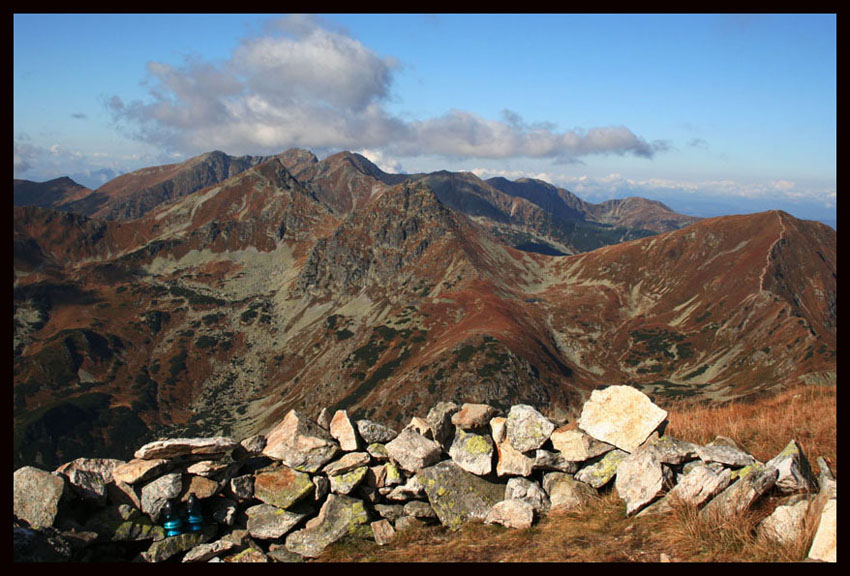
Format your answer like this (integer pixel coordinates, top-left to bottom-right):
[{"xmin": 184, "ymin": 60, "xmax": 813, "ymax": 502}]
[{"xmin": 12, "ymin": 150, "xmax": 836, "ymax": 470}]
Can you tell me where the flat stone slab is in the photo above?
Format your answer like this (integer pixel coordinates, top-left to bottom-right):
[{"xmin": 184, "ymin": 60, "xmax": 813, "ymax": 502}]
[
  {"xmin": 417, "ymin": 460, "xmax": 505, "ymax": 531},
  {"xmin": 134, "ymin": 437, "xmax": 238, "ymax": 460}
]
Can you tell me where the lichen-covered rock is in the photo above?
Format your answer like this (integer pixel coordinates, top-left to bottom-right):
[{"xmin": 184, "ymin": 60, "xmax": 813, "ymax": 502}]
[
  {"xmin": 644, "ymin": 435, "xmax": 699, "ymax": 466},
  {"xmin": 182, "ymin": 537, "xmax": 237, "ymax": 562},
  {"xmin": 533, "ymin": 449, "xmax": 580, "ymax": 474},
  {"xmin": 284, "ymin": 494, "xmax": 372, "ymax": 558},
  {"xmin": 134, "ymin": 437, "xmax": 238, "ymax": 460},
  {"xmin": 385, "ymin": 428, "xmax": 442, "ymax": 473},
  {"xmin": 426, "ymin": 401, "xmax": 460, "ymax": 446},
  {"xmin": 417, "ymin": 460, "xmax": 505, "ymax": 531},
  {"xmin": 14, "ymin": 466, "xmax": 67, "ymax": 528},
  {"xmin": 262, "ymin": 410, "xmax": 340, "ymax": 473},
  {"xmin": 506, "ymin": 404, "xmax": 555, "ymax": 453},
  {"xmin": 448, "ymin": 428, "xmax": 494, "ymax": 476},
  {"xmin": 700, "ymin": 462, "xmax": 778, "ymax": 519},
  {"xmin": 765, "ymin": 439, "xmax": 818, "ymax": 494},
  {"xmin": 403, "ymin": 500, "xmax": 437, "ymax": 519},
  {"xmin": 143, "ymin": 524, "xmax": 216, "ymax": 562},
  {"xmin": 574, "ymin": 449, "xmax": 628, "ymax": 489},
  {"xmin": 485, "ymin": 499, "xmax": 535, "ymax": 529},
  {"xmin": 329, "ymin": 466, "xmax": 368, "ymax": 495},
  {"xmin": 577, "ymin": 385, "xmax": 667, "ymax": 453},
  {"xmin": 253, "ymin": 464, "xmax": 314, "ymax": 510},
  {"xmin": 245, "ymin": 503, "xmax": 309, "ymax": 540},
  {"xmin": 85, "ymin": 503, "xmax": 165, "ymax": 542}
]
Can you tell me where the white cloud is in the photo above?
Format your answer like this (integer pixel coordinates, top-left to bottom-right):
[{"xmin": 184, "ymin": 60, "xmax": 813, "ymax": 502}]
[{"xmin": 108, "ymin": 15, "xmax": 664, "ymax": 164}]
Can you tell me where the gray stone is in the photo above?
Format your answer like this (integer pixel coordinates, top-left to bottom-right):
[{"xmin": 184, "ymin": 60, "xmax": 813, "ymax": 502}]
[
  {"xmin": 238, "ymin": 434, "xmax": 267, "ymax": 456},
  {"xmin": 484, "ymin": 499, "xmax": 535, "ymax": 529},
  {"xmin": 182, "ymin": 538, "xmax": 237, "ymax": 562},
  {"xmin": 426, "ymin": 401, "xmax": 460, "ymax": 445},
  {"xmin": 228, "ymin": 474, "xmax": 254, "ymax": 500},
  {"xmin": 262, "ymin": 410, "xmax": 340, "ymax": 473},
  {"xmin": 57, "ymin": 467, "xmax": 109, "ymax": 506},
  {"xmin": 700, "ymin": 462, "xmax": 778, "ymax": 519},
  {"xmin": 356, "ymin": 420, "xmax": 398, "ymax": 444},
  {"xmin": 403, "ymin": 500, "xmax": 437, "ymax": 519},
  {"xmin": 134, "ymin": 437, "xmax": 238, "ymax": 460},
  {"xmin": 577, "ymin": 385, "xmax": 668, "ymax": 453},
  {"xmin": 417, "ymin": 460, "xmax": 505, "ymax": 531},
  {"xmin": 448, "ymin": 428, "xmax": 494, "ymax": 476},
  {"xmin": 382, "ymin": 475, "xmax": 425, "ymax": 501},
  {"xmin": 645, "ymin": 435, "xmax": 699, "ymax": 466},
  {"xmin": 542, "ymin": 472, "xmax": 597, "ymax": 511},
  {"xmin": 374, "ymin": 503, "xmax": 406, "ymax": 521},
  {"xmin": 533, "ymin": 449, "xmax": 580, "ymax": 473},
  {"xmin": 574, "ymin": 449, "xmax": 628, "ymax": 489},
  {"xmin": 506, "ymin": 404, "xmax": 555, "ymax": 453},
  {"xmin": 385, "ymin": 428, "xmax": 442, "ymax": 473},
  {"xmin": 615, "ymin": 444, "xmax": 674, "ymax": 515},
  {"xmin": 765, "ymin": 439, "xmax": 818, "ymax": 494},
  {"xmin": 696, "ymin": 444, "xmax": 756, "ymax": 468},
  {"xmin": 505, "ymin": 477, "xmax": 550, "ymax": 513},
  {"xmin": 639, "ymin": 463, "xmax": 732, "ymax": 517},
  {"xmin": 284, "ymin": 494, "xmax": 372, "ymax": 558},
  {"xmin": 141, "ymin": 472, "xmax": 183, "ymax": 522},
  {"xmin": 246, "ymin": 503, "xmax": 309, "ymax": 539}
]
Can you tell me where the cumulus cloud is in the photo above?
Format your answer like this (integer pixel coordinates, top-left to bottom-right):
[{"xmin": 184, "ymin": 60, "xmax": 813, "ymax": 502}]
[{"xmin": 107, "ymin": 15, "xmax": 664, "ymax": 164}]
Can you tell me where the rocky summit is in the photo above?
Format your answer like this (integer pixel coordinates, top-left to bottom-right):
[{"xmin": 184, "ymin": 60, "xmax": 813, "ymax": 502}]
[
  {"xmin": 12, "ymin": 386, "xmax": 836, "ymax": 562},
  {"xmin": 12, "ymin": 149, "xmax": 836, "ymax": 475}
]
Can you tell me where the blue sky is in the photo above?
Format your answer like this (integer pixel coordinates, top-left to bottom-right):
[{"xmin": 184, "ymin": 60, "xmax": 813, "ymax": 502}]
[{"xmin": 13, "ymin": 13, "xmax": 836, "ymax": 225}]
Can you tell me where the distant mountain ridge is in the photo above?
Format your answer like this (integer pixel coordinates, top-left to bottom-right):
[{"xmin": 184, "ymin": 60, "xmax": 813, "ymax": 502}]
[{"xmin": 12, "ymin": 149, "xmax": 835, "ymax": 470}]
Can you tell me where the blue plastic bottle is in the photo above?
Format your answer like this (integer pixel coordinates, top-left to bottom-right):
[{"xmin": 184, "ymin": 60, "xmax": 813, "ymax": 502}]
[
  {"xmin": 185, "ymin": 494, "xmax": 204, "ymax": 533},
  {"xmin": 162, "ymin": 500, "xmax": 184, "ymax": 537}
]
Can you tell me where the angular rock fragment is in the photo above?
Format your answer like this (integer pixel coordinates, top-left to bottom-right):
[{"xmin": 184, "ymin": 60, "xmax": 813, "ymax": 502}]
[
  {"xmin": 506, "ymin": 404, "xmax": 555, "ymax": 453},
  {"xmin": 448, "ymin": 428, "xmax": 494, "ymax": 476},
  {"xmin": 262, "ymin": 410, "xmax": 340, "ymax": 473},
  {"xmin": 284, "ymin": 494, "xmax": 371, "ymax": 558},
  {"xmin": 577, "ymin": 385, "xmax": 667, "ymax": 453},
  {"xmin": 385, "ymin": 428, "xmax": 442, "ymax": 473},
  {"xmin": 417, "ymin": 460, "xmax": 505, "ymax": 531},
  {"xmin": 485, "ymin": 499, "xmax": 535, "ymax": 529}
]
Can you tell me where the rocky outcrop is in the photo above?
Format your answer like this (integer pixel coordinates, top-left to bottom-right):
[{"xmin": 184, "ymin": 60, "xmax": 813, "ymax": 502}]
[{"xmin": 12, "ymin": 385, "xmax": 836, "ymax": 562}]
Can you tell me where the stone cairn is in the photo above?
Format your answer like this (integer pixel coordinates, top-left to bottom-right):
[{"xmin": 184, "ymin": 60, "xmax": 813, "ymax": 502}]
[{"xmin": 13, "ymin": 385, "xmax": 836, "ymax": 562}]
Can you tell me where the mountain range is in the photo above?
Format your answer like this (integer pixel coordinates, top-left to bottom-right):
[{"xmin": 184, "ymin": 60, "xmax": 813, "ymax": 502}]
[{"xmin": 13, "ymin": 150, "xmax": 836, "ymax": 469}]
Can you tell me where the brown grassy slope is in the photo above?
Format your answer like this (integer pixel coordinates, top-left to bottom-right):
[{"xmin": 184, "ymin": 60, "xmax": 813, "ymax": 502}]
[{"xmin": 316, "ymin": 382, "xmax": 836, "ymax": 563}]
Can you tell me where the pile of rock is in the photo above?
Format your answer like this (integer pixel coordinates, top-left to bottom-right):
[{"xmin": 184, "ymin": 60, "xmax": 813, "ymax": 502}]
[{"xmin": 13, "ymin": 385, "xmax": 836, "ymax": 562}]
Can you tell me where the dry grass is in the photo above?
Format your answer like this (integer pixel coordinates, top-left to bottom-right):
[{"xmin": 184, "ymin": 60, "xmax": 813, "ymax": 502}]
[
  {"xmin": 662, "ymin": 382, "xmax": 837, "ymax": 471},
  {"xmin": 314, "ymin": 383, "xmax": 836, "ymax": 563}
]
